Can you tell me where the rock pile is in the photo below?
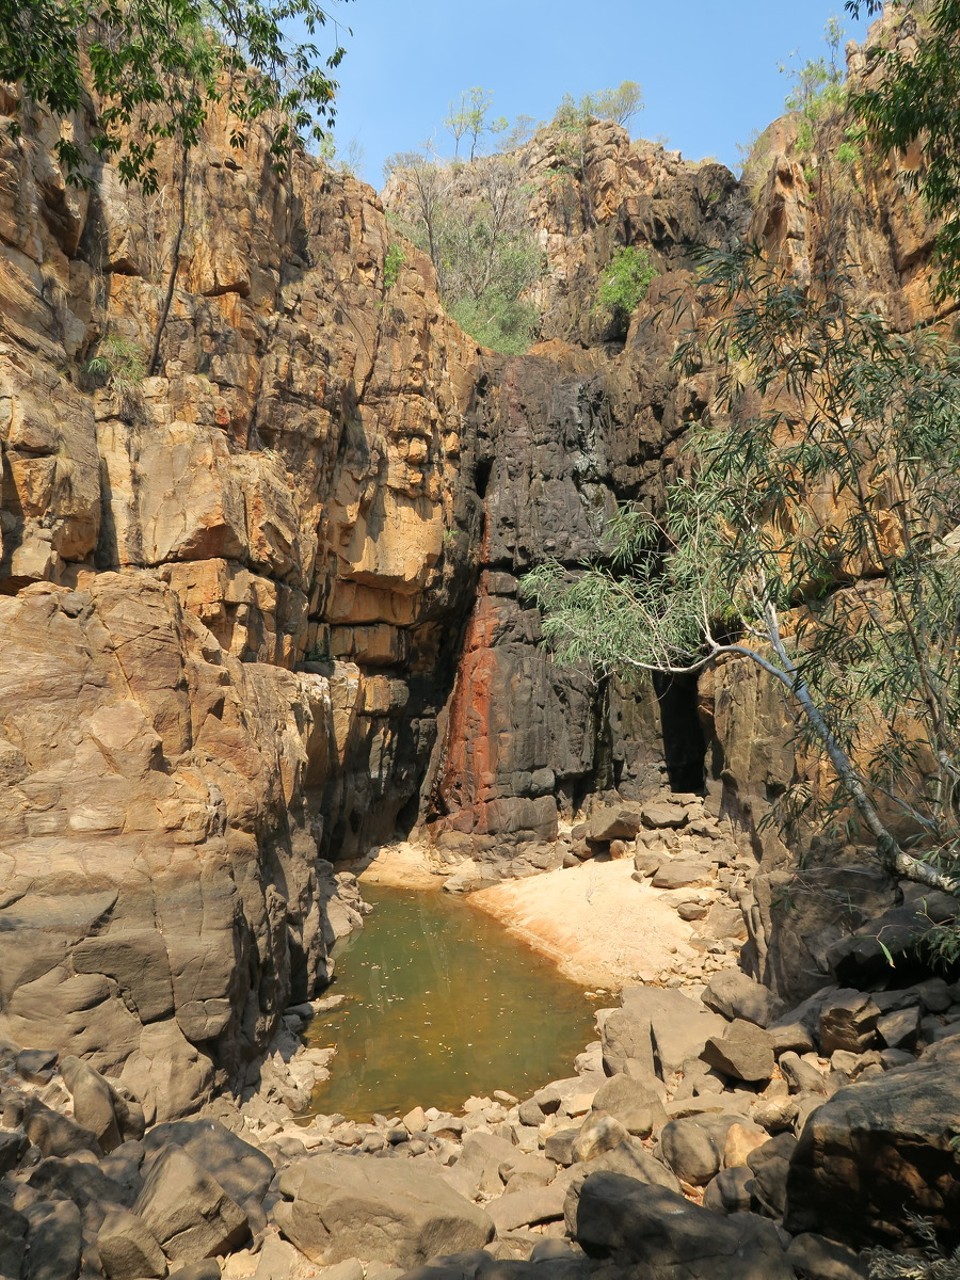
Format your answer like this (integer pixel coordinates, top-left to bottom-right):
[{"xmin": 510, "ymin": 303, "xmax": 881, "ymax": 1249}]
[{"xmin": 3, "ymin": 931, "xmax": 960, "ymax": 1277}]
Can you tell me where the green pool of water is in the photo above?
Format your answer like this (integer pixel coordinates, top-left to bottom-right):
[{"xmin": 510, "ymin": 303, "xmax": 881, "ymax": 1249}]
[{"xmin": 305, "ymin": 883, "xmax": 602, "ymax": 1120}]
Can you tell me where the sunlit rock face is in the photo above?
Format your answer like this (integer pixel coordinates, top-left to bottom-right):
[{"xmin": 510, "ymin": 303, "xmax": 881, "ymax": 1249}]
[
  {"xmin": 0, "ymin": 12, "xmax": 947, "ymax": 1105},
  {"xmin": 0, "ymin": 91, "xmax": 483, "ymax": 1112}
]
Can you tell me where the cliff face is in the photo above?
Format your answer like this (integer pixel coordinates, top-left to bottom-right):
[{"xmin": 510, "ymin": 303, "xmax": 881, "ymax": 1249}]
[
  {"xmin": 0, "ymin": 89, "xmax": 484, "ymax": 1117},
  {"xmin": 0, "ymin": 21, "xmax": 949, "ymax": 1109}
]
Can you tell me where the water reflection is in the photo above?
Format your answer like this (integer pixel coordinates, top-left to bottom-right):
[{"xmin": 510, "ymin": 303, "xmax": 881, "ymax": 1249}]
[{"xmin": 306, "ymin": 883, "xmax": 601, "ymax": 1119}]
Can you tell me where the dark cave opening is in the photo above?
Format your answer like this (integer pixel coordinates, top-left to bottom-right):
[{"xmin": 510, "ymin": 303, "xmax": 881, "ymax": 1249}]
[
  {"xmin": 653, "ymin": 670, "xmax": 707, "ymax": 794},
  {"xmin": 473, "ymin": 456, "xmax": 493, "ymax": 499}
]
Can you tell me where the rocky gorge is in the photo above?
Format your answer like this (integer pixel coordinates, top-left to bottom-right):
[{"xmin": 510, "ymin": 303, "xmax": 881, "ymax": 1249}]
[{"xmin": 2, "ymin": 14, "xmax": 960, "ymax": 1279}]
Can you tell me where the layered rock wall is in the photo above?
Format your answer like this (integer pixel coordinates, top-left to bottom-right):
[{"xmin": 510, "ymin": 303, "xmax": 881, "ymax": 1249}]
[
  {"xmin": 0, "ymin": 91, "xmax": 483, "ymax": 1114},
  {"xmin": 1, "ymin": 14, "xmax": 952, "ymax": 1107}
]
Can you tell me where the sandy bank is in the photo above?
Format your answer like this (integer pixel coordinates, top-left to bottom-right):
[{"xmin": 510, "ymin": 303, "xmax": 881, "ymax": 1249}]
[
  {"xmin": 468, "ymin": 856, "xmax": 698, "ymax": 990},
  {"xmin": 358, "ymin": 843, "xmax": 699, "ymax": 992},
  {"xmin": 355, "ymin": 840, "xmax": 448, "ymax": 890}
]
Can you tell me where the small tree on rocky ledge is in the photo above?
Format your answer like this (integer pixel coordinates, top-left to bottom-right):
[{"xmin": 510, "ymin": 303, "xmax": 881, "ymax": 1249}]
[
  {"xmin": 0, "ymin": 0, "xmax": 351, "ymax": 373},
  {"xmin": 522, "ymin": 248, "xmax": 960, "ymax": 899}
]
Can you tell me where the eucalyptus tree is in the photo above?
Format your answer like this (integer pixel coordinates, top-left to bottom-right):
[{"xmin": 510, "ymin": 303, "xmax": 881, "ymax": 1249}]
[{"xmin": 523, "ymin": 249, "xmax": 960, "ymax": 896}]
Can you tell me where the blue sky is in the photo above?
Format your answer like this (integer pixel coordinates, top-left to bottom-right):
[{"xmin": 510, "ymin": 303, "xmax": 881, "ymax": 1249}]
[{"xmin": 322, "ymin": 1, "xmax": 871, "ymax": 189}]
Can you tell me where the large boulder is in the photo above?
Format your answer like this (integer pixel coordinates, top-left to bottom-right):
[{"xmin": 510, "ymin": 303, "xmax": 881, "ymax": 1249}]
[
  {"xmin": 702, "ymin": 971, "xmax": 785, "ymax": 1028},
  {"xmin": 142, "ymin": 1119, "xmax": 274, "ymax": 1221},
  {"xmin": 134, "ymin": 1146, "xmax": 250, "ymax": 1263},
  {"xmin": 659, "ymin": 1114, "xmax": 766, "ymax": 1187},
  {"xmin": 273, "ymin": 1154, "xmax": 494, "ymax": 1267},
  {"xmin": 701, "ymin": 1020, "xmax": 775, "ymax": 1083},
  {"xmin": 784, "ymin": 1035, "xmax": 960, "ymax": 1247},
  {"xmin": 619, "ymin": 987, "xmax": 726, "ymax": 1078},
  {"xmin": 566, "ymin": 1173, "xmax": 795, "ymax": 1278}
]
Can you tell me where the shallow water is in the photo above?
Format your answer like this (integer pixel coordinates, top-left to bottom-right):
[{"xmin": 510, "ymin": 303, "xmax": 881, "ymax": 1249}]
[{"xmin": 305, "ymin": 882, "xmax": 602, "ymax": 1120}]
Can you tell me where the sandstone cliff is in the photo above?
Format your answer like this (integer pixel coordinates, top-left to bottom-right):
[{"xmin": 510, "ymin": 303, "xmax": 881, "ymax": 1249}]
[
  {"xmin": 0, "ymin": 19, "xmax": 949, "ymax": 1111},
  {"xmin": 0, "ymin": 87, "xmax": 484, "ymax": 1117}
]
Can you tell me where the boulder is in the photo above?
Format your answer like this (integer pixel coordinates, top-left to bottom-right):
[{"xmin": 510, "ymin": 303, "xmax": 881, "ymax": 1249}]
[
  {"xmin": 0, "ymin": 1129, "xmax": 28, "ymax": 1174},
  {"xmin": 24, "ymin": 1098, "xmax": 101, "ymax": 1159},
  {"xmin": 486, "ymin": 1183, "xmax": 566, "ymax": 1231},
  {"xmin": 702, "ymin": 971, "xmax": 785, "ymax": 1028},
  {"xmin": 543, "ymin": 1128, "xmax": 580, "ymax": 1166},
  {"xmin": 587, "ymin": 804, "xmax": 646, "ymax": 842},
  {"xmin": 701, "ymin": 1020, "xmax": 775, "ymax": 1083},
  {"xmin": 785, "ymin": 1035, "xmax": 960, "ymax": 1247},
  {"xmin": 591, "ymin": 1072, "xmax": 666, "ymax": 1137},
  {"xmin": 572, "ymin": 1114, "xmax": 629, "ymax": 1163},
  {"xmin": 819, "ymin": 990, "xmax": 881, "ymax": 1055},
  {"xmin": 598, "ymin": 1008, "xmax": 655, "ymax": 1078},
  {"xmin": 274, "ymin": 1154, "xmax": 494, "ymax": 1267},
  {"xmin": 826, "ymin": 892, "xmax": 960, "ymax": 988},
  {"xmin": 563, "ymin": 1136, "xmax": 682, "ymax": 1211},
  {"xmin": 21, "ymin": 1199, "xmax": 83, "ymax": 1280},
  {"xmin": 703, "ymin": 1166, "xmax": 753, "ymax": 1215},
  {"xmin": 0, "ymin": 1206, "xmax": 28, "ymax": 1280},
  {"xmin": 746, "ymin": 1132, "xmax": 797, "ymax": 1219},
  {"xmin": 877, "ymin": 1005, "xmax": 921, "ymax": 1051},
  {"xmin": 778, "ymin": 1051, "xmax": 828, "ymax": 1096},
  {"xmin": 143, "ymin": 1118, "xmax": 274, "ymax": 1219},
  {"xmin": 642, "ymin": 799, "xmax": 692, "ymax": 829},
  {"xmin": 135, "ymin": 1145, "xmax": 249, "ymax": 1263},
  {"xmin": 566, "ymin": 1174, "xmax": 795, "ymax": 1277},
  {"xmin": 619, "ymin": 987, "xmax": 726, "ymax": 1077},
  {"xmin": 659, "ymin": 1114, "xmax": 765, "ymax": 1187},
  {"xmin": 97, "ymin": 1208, "xmax": 167, "ymax": 1280},
  {"xmin": 785, "ymin": 1232, "xmax": 869, "ymax": 1279},
  {"xmin": 651, "ymin": 860, "xmax": 714, "ymax": 890},
  {"xmin": 59, "ymin": 1055, "xmax": 124, "ymax": 1152}
]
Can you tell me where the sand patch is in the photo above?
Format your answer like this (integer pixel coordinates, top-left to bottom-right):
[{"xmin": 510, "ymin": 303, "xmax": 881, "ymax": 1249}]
[
  {"xmin": 355, "ymin": 840, "xmax": 446, "ymax": 890},
  {"xmin": 468, "ymin": 856, "xmax": 698, "ymax": 990}
]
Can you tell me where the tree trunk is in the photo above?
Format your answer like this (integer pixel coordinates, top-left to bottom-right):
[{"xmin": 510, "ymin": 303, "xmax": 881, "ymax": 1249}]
[{"xmin": 147, "ymin": 147, "xmax": 189, "ymax": 378}]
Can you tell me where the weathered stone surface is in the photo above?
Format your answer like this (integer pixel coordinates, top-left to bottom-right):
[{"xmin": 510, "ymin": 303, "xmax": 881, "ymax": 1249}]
[
  {"xmin": 21, "ymin": 1199, "xmax": 83, "ymax": 1280},
  {"xmin": 659, "ymin": 1114, "xmax": 765, "ymax": 1187},
  {"xmin": 702, "ymin": 971, "xmax": 785, "ymax": 1028},
  {"xmin": 619, "ymin": 986, "xmax": 726, "ymax": 1077},
  {"xmin": 703, "ymin": 1166, "xmax": 754, "ymax": 1215},
  {"xmin": 97, "ymin": 1208, "xmax": 167, "ymax": 1280},
  {"xmin": 598, "ymin": 1008, "xmax": 655, "ymax": 1078},
  {"xmin": 651, "ymin": 859, "xmax": 714, "ymax": 890},
  {"xmin": 486, "ymin": 1183, "xmax": 566, "ymax": 1231},
  {"xmin": 572, "ymin": 1114, "xmax": 630, "ymax": 1163},
  {"xmin": 642, "ymin": 799, "xmax": 692, "ymax": 829},
  {"xmin": 274, "ymin": 1154, "xmax": 494, "ymax": 1267},
  {"xmin": 819, "ymin": 990, "xmax": 881, "ymax": 1056},
  {"xmin": 702, "ymin": 1020, "xmax": 776, "ymax": 1083},
  {"xmin": 785, "ymin": 1232, "xmax": 869, "ymax": 1280},
  {"xmin": 746, "ymin": 1132, "xmax": 797, "ymax": 1219},
  {"xmin": 142, "ymin": 1119, "xmax": 273, "ymax": 1218},
  {"xmin": 586, "ymin": 804, "xmax": 645, "ymax": 842},
  {"xmin": 0, "ymin": 1205, "xmax": 28, "ymax": 1280},
  {"xmin": 785, "ymin": 1036, "xmax": 960, "ymax": 1246},
  {"xmin": 566, "ymin": 1174, "xmax": 795, "ymax": 1277},
  {"xmin": 591, "ymin": 1072, "xmax": 666, "ymax": 1137},
  {"xmin": 135, "ymin": 1145, "xmax": 249, "ymax": 1262}
]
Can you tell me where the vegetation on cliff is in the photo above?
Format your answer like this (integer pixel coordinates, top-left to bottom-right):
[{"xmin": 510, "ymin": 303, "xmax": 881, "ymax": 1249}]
[
  {"xmin": 384, "ymin": 81, "xmax": 647, "ymax": 354},
  {"xmin": 847, "ymin": 0, "xmax": 960, "ymax": 297},
  {"xmin": 525, "ymin": 248, "xmax": 960, "ymax": 896},
  {"xmin": 2, "ymin": 0, "xmax": 350, "ymax": 373},
  {"xmin": 0, "ymin": 0, "xmax": 349, "ymax": 188},
  {"xmin": 525, "ymin": 1, "xmax": 960, "ymax": 903}
]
